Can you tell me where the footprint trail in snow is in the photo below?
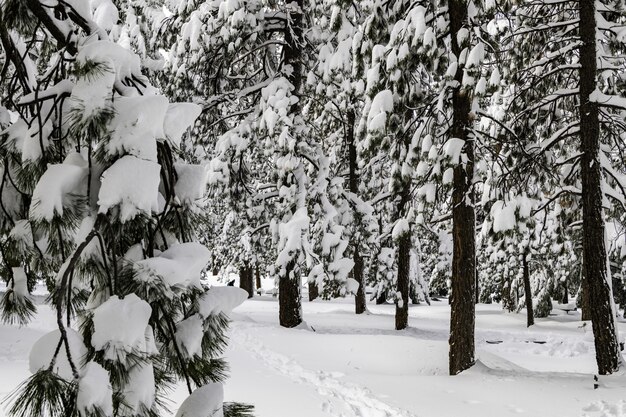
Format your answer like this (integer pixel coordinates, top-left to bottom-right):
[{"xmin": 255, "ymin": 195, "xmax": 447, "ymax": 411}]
[{"xmin": 230, "ymin": 323, "xmax": 418, "ymax": 417}]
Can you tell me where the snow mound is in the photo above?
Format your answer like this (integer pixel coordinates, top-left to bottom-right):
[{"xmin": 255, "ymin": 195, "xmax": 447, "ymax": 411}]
[
  {"xmin": 124, "ymin": 363, "xmax": 156, "ymax": 413},
  {"xmin": 583, "ymin": 400, "xmax": 626, "ymax": 417},
  {"xmin": 76, "ymin": 41, "xmax": 141, "ymax": 87},
  {"xmin": 92, "ymin": 0, "xmax": 119, "ymax": 31},
  {"xmin": 29, "ymin": 328, "xmax": 87, "ymax": 381},
  {"xmin": 106, "ymin": 96, "xmax": 169, "ymax": 161},
  {"xmin": 345, "ymin": 278, "xmax": 360, "ymax": 294},
  {"xmin": 164, "ymin": 103, "xmax": 202, "ymax": 147},
  {"xmin": 175, "ymin": 383, "xmax": 224, "ymax": 417},
  {"xmin": 174, "ymin": 163, "xmax": 209, "ymax": 206},
  {"xmin": 11, "ymin": 267, "xmax": 29, "ymax": 296},
  {"xmin": 77, "ymin": 361, "xmax": 113, "ymax": 417},
  {"xmin": 367, "ymin": 90, "xmax": 394, "ymax": 132},
  {"xmin": 9, "ymin": 220, "xmax": 33, "ymax": 248},
  {"xmin": 91, "ymin": 294, "xmax": 152, "ymax": 359},
  {"xmin": 98, "ymin": 155, "xmax": 161, "ymax": 222},
  {"xmin": 30, "ymin": 155, "xmax": 87, "ymax": 221},
  {"xmin": 175, "ymin": 314, "xmax": 204, "ymax": 358},
  {"xmin": 135, "ymin": 242, "xmax": 210, "ymax": 289},
  {"xmin": 198, "ymin": 287, "xmax": 248, "ymax": 317}
]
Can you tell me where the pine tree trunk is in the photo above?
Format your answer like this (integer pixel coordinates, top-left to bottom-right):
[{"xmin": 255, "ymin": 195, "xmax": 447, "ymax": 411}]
[
  {"xmin": 579, "ymin": 0, "xmax": 621, "ymax": 375},
  {"xmin": 522, "ymin": 249, "xmax": 534, "ymax": 327},
  {"xmin": 376, "ymin": 290, "xmax": 387, "ymax": 305},
  {"xmin": 475, "ymin": 267, "xmax": 479, "ymax": 304},
  {"xmin": 410, "ymin": 282, "xmax": 419, "ymax": 305},
  {"xmin": 308, "ymin": 281, "xmax": 319, "ymax": 301},
  {"xmin": 239, "ymin": 262, "xmax": 254, "ymax": 298},
  {"xmin": 279, "ymin": 260, "xmax": 302, "ymax": 328},
  {"xmin": 278, "ymin": 0, "xmax": 304, "ymax": 329},
  {"xmin": 255, "ymin": 264, "xmax": 262, "ymax": 293},
  {"xmin": 394, "ymin": 182, "xmax": 412, "ymax": 330},
  {"xmin": 448, "ymin": 0, "xmax": 476, "ymax": 376},
  {"xmin": 354, "ymin": 248, "xmax": 366, "ymax": 314},
  {"xmin": 581, "ymin": 264, "xmax": 591, "ymax": 321},
  {"xmin": 212, "ymin": 253, "xmax": 219, "ymax": 276},
  {"xmin": 347, "ymin": 108, "xmax": 366, "ymax": 315},
  {"xmin": 561, "ymin": 280, "xmax": 568, "ymax": 305},
  {"xmin": 396, "ymin": 232, "xmax": 410, "ymax": 330}
]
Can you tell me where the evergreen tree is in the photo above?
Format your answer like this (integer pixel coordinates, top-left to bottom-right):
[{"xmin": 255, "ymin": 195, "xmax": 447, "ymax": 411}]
[
  {"xmin": 505, "ymin": 0, "xmax": 626, "ymax": 374},
  {"xmin": 0, "ymin": 1, "xmax": 252, "ymax": 416}
]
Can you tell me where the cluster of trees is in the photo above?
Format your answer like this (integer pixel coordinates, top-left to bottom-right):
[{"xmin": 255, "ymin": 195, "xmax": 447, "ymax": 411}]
[
  {"xmin": 136, "ymin": 0, "xmax": 625, "ymax": 376},
  {"xmin": 1, "ymin": 1, "xmax": 625, "ymax": 416}
]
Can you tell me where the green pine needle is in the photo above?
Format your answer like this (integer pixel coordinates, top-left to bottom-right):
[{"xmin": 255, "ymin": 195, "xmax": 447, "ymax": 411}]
[
  {"xmin": 224, "ymin": 402, "xmax": 255, "ymax": 417},
  {"xmin": 4, "ymin": 370, "xmax": 78, "ymax": 417},
  {"xmin": 0, "ymin": 289, "xmax": 36, "ymax": 326}
]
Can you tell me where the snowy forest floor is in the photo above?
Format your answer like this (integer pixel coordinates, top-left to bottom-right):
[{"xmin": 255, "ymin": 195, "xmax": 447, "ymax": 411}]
[{"xmin": 2, "ymin": 283, "xmax": 626, "ymax": 417}]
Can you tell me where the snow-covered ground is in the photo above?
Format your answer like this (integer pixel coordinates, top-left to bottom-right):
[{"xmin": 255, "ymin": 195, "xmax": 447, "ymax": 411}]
[{"xmin": 2, "ymin": 284, "xmax": 626, "ymax": 417}]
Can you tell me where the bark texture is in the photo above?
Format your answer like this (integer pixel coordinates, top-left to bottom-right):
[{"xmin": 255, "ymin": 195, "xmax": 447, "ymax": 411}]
[
  {"xmin": 376, "ymin": 290, "xmax": 387, "ymax": 305},
  {"xmin": 239, "ymin": 262, "xmax": 254, "ymax": 298},
  {"xmin": 579, "ymin": 0, "xmax": 621, "ymax": 375},
  {"xmin": 448, "ymin": 0, "xmax": 476, "ymax": 375},
  {"xmin": 354, "ymin": 249, "xmax": 366, "ymax": 314},
  {"xmin": 279, "ymin": 260, "xmax": 302, "ymax": 328},
  {"xmin": 255, "ymin": 265, "xmax": 262, "ymax": 293},
  {"xmin": 347, "ymin": 108, "xmax": 367, "ymax": 315},
  {"xmin": 395, "ymin": 232, "xmax": 410, "ymax": 330},
  {"xmin": 278, "ymin": 0, "xmax": 304, "ymax": 329},
  {"xmin": 308, "ymin": 281, "xmax": 319, "ymax": 301},
  {"xmin": 522, "ymin": 249, "xmax": 534, "ymax": 327}
]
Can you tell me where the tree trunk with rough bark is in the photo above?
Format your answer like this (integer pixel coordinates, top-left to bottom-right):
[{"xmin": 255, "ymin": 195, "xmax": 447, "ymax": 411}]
[
  {"xmin": 579, "ymin": 0, "xmax": 621, "ymax": 375},
  {"xmin": 347, "ymin": 108, "xmax": 367, "ymax": 315},
  {"xmin": 279, "ymin": 260, "xmax": 302, "ymax": 328},
  {"xmin": 522, "ymin": 249, "xmax": 534, "ymax": 327},
  {"xmin": 278, "ymin": 0, "xmax": 304, "ymax": 329},
  {"xmin": 448, "ymin": 0, "xmax": 476, "ymax": 376},
  {"xmin": 239, "ymin": 262, "xmax": 254, "ymax": 298},
  {"xmin": 376, "ymin": 290, "xmax": 387, "ymax": 305},
  {"xmin": 255, "ymin": 264, "xmax": 262, "ymax": 294},
  {"xmin": 396, "ymin": 232, "xmax": 410, "ymax": 330},
  {"xmin": 308, "ymin": 281, "xmax": 319, "ymax": 301},
  {"xmin": 394, "ymin": 183, "xmax": 412, "ymax": 330},
  {"xmin": 354, "ymin": 249, "xmax": 366, "ymax": 313},
  {"xmin": 475, "ymin": 267, "xmax": 479, "ymax": 304}
]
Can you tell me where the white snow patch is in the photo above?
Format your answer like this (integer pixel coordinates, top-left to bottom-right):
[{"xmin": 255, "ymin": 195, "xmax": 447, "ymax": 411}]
[
  {"xmin": 175, "ymin": 383, "xmax": 224, "ymax": 417},
  {"xmin": 198, "ymin": 286, "xmax": 248, "ymax": 317},
  {"xmin": 98, "ymin": 155, "xmax": 161, "ymax": 222},
  {"xmin": 29, "ymin": 328, "xmax": 87, "ymax": 381},
  {"xmin": 175, "ymin": 314, "xmax": 204, "ymax": 358},
  {"xmin": 91, "ymin": 294, "xmax": 152, "ymax": 360},
  {"xmin": 77, "ymin": 361, "xmax": 113, "ymax": 417}
]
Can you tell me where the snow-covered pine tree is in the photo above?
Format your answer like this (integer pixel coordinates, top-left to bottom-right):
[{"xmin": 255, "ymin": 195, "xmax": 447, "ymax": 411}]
[
  {"xmin": 0, "ymin": 1, "xmax": 252, "ymax": 416},
  {"xmin": 378, "ymin": 0, "xmax": 500, "ymax": 371},
  {"xmin": 304, "ymin": 0, "xmax": 378, "ymax": 312},
  {"xmin": 185, "ymin": 0, "xmax": 358, "ymax": 327},
  {"xmin": 505, "ymin": 0, "xmax": 626, "ymax": 374},
  {"xmin": 354, "ymin": 0, "xmax": 439, "ymax": 330}
]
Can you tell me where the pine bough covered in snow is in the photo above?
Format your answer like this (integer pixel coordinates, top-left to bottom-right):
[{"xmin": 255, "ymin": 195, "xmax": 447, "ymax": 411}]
[{"xmin": 0, "ymin": 1, "xmax": 251, "ymax": 416}]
